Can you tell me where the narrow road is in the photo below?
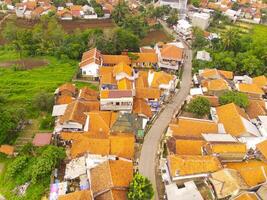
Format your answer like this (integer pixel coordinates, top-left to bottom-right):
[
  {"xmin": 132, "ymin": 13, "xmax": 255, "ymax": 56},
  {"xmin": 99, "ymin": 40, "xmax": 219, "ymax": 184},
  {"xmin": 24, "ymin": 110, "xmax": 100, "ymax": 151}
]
[{"xmin": 139, "ymin": 21, "xmax": 192, "ymax": 200}]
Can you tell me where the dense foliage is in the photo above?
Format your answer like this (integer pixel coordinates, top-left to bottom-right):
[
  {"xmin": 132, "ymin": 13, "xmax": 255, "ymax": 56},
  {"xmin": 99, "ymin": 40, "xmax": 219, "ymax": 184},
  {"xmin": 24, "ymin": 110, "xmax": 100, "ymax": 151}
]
[
  {"xmin": 219, "ymin": 91, "xmax": 249, "ymax": 108},
  {"xmin": 127, "ymin": 173, "xmax": 154, "ymax": 200},
  {"xmin": 187, "ymin": 96, "xmax": 211, "ymax": 117},
  {"xmin": 192, "ymin": 25, "xmax": 267, "ymax": 76}
]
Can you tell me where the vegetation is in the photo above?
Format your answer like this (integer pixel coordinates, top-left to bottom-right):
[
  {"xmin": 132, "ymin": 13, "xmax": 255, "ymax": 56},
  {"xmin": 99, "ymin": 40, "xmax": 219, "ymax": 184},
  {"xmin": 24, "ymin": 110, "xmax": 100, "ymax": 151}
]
[
  {"xmin": 0, "ymin": 145, "xmax": 65, "ymax": 200},
  {"xmin": 127, "ymin": 173, "xmax": 154, "ymax": 200},
  {"xmin": 187, "ymin": 97, "xmax": 211, "ymax": 117},
  {"xmin": 219, "ymin": 91, "xmax": 249, "ymax": 108},
  {"xmin": 191, "ymin": 0, "xmax": 201, "ymax": 7},
  {"xmin": 192, "ymin": 25, "xmax": 267, "ymax": 76}
]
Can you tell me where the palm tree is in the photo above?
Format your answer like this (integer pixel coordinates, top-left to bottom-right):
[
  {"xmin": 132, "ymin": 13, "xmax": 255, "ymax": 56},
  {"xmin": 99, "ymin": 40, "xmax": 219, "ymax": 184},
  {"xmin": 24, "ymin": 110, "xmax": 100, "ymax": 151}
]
[{"xmin": 221, "ymin": 28, "xmax": 240, "ymax": 51}]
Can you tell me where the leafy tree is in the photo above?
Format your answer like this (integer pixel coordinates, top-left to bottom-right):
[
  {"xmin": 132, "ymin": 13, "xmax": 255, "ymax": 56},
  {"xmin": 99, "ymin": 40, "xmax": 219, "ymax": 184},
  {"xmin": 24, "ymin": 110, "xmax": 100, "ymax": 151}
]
[
  {"xmin": 191, "ymin": 0, "xmax": 200, "ymax": 7},
  {"xmin": 151, "ymin": 5, "xmax": 171, "ymax": 18},
  {"xmin": 40, "ymin": 115, "xmax": 55, "ymax": 130},
  {"xmin": 33, "ymin": 91, "xmax": 54, "ymax": 112},
  {"xmin": 0, "ymin": 109, "xmax": 17, "ymax": 144},
  {"xmin": 127, "ymin": 173, "xmax": 154, "ymax": 200},
  {"xmin": 31, "ymin": 146, "xmax": 65, "ymax": 183},
  {"xmin": 73, "ymin": 0, "xmax": 88, "ymax": 5},
  {"xmin": 111, "ymin": 0, "xmax": 130, "ymax": 26},
  {"xmin": 187, "ymin": 96, "xmax": 211, "ymax": 117},
  {"xmin": 192, "ymin": 27, "xmax": 209, "ymax": 49},
  {"xmin": 219, "ymin": 91, "xmax": 249, "ymax": 108},
  {"xmin": 123, "ymin": 15, "xmax": 149, "ymax": 39},
  {"xmin": 221, "ymin": 28, "xmax": 240, "ymax": 52},
  {"xmin": 166, "ymin": 9, "xmax": 178, "ymax": 26},
  {"xmin": 6, "ymin": 156, "xmax": 29, "ymax": 178},
  {"xmin": 212, "ymin": 51, "xmax": 237, "ymax": 72}
]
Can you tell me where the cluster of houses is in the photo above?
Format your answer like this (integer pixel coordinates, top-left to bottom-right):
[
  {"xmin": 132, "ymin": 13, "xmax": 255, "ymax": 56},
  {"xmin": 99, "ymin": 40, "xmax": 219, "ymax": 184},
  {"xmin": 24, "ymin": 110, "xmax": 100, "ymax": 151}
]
[
  {"xmin": 40, "ymin": 43, "xmax": 185, "ymax": 199},
  {"xmin": 200, "ymin": 0, "xmax": 267, "ymax": 24},
  {"xmin": 2, "ymin": 0, "xmax": 115, "ymax": 20},
  {"xmin": 161, "ymin": 68, "xmax": 267, "ymax": 199}
]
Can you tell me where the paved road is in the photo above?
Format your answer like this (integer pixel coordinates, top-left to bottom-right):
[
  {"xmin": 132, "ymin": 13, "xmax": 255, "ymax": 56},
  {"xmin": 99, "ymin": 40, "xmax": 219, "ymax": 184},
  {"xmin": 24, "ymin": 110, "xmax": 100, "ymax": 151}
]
[{"xmin": 138, "ymin": 21, "xmax": 192, "ymax": 200}]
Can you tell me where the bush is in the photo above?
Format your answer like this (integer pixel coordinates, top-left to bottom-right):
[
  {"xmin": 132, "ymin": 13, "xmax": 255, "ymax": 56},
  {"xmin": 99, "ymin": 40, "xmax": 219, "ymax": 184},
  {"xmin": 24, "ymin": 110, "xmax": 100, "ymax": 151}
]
[
  {"xmin": 219, "ymin": 91, "xmax": 249, "ymax": 108},
  {"xmin": 127, "ymin": 173, "xmax": 154, "ymax": 200},
  {"xmin": 39, "ymin": 115, "xmax": 55, "ymax": 130},
  {"xmin": 33, "ymin": 91, "xmax": 54, "ymax": 113},
  {"xmin": 6, "ymin": 156, "xmax": 29, "ymax": 178},
  {"xmin": 187, "ymin": 96, "xmax": 211, "ymax": 117}
]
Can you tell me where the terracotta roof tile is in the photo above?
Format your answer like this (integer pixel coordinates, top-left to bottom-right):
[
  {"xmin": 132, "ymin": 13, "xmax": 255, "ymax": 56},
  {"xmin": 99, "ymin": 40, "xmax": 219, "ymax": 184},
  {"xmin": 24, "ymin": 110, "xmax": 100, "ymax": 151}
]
[
  {"xmin": 79, "ymin": 87, "xmax": 98, "ymax": 101},
  {"xmin": 167, "ymin": 155, "xmax": 222, "ymax": 177},
  {"xmin": 80, "ymin": 48, "xmax": 102, "ymax": 67},
  {"xmin": 201, "ymin": 95, "xmax": 220, "ymax": 107},
  {"xmin": 206, "ymin": 143, "xmax": 247, "ymax": 154},
  {"xmin": 135, "ymin": 88, "xmax": 161, "ymax": 99},
  {"xmin": 32, "ymin": 133, "xmax": 52, "ymax": 146},
  {"xmin": 113, "ymin": 62, "xmax": 132, "ymax": 76},
  {"xmin": 0, "ymin": 145, "xmax": 14, "ymax": 155},
  {"xmin": 253, "ymin": 75, "xmax": 267, "ymax": 89},
  {"xmin": 133, "ymin": 98, "xmax": 152, "ymax": 118},
  {"xmin": 238, "ymin": 83, "xmax": 264, "ymax": 95},
  {"xmin": 246, "ymin": 99, "xmax": 266, "ymax": 119},
  {"xmin": 58, "ymin": 83, "xmax": 76, "ymax": 96},
  {"xmin": 169, "ymin": 117, "xmax": 218, "ymax": 138},
  {"xmin": 100, "ymin": 90, "xmax": 133, "ymax": 99},
  {"xmin": 160, "ymin": 45, "xmax": 183, "ymax": 60},
  {"xmin": 205, "ymin": 79, "xmax": 229, "ymax": 91},
  {"xmin": 57, "ymin": 95, "xmax": 73, "ymax": 105},
  {"xmin": 150, "ymin": 71, "xmax": 174, "ymax": 88},
  {"xmin": 256, "ymin": 140, "xmax": 267, "ymax": 160},
  {"xmin": 132, "ymin": 53, "xmax": 158, "ymax": 63},
  {"xmin": 174, "ymin": 139, "xmax": 206, "ymax": 155},
  {"xmin": 102, "ymin": 55, "xmax": 131, "ymax": 65},
  {"xmin": 110, "ymin": 133, "xmax": 135, "ymax": 159},
  {"xmin": 117, "ymin": 78, "xmax": 133, "ymax": 90},
  {"xmin": 58, "ymin": 190, "xmax": 93, "ymax": 200},
  {"xmin": 233, "ymin": 192, "xmax": 258, "ymax": 200}
]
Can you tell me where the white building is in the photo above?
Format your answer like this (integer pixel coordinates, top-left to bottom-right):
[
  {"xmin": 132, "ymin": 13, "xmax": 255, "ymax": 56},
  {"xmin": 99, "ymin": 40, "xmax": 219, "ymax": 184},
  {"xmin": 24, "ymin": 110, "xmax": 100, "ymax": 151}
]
[
  {"xmin": 175, "ymin": 19, "xmax": 192, "ymax": 39},
  {"xmin": 192, "ymin": 12, "xmax": 210, "ymax": 30},
  {"xmin": 224, "ymin": 9, "xmax": 238, "ymax": 21},
  {"xmin": 196, "ymin": 50, "xmax": 211, "ymax": 62}
]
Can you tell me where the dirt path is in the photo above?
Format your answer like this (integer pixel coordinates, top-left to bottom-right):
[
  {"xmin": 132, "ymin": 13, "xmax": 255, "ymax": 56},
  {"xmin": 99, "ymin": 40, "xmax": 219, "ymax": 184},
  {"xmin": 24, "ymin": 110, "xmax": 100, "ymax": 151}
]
[{"xmin": 0, "ymin": 59, "xmax": 48, "ymax": 69}]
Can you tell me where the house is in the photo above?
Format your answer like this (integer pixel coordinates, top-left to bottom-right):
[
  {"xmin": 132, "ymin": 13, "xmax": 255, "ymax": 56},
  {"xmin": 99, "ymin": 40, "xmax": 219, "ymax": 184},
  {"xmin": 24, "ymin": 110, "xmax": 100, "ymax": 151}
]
[
  {"xmin": 156, "ymin": 43, "xmax": 184, "ymax": 70},
  {"xmin": 192, "ymin": 12, "xmax": 210, "ymax": 30},
  {"xmin": 175, "ymin": 19, "xmax": 192, "ymax": 39},
  {"xmin": 202, "ymin": 79, "xmax": 230, "ymax": 96},
  {"xmin": 232, "ymin": 192, "xmax": 260, "ymax": 200},
  {"xmin": 253, "ymin": 75, "xmax": 267, "ymax": 93},
  {"xmin": 196, "ymin": 50, "xmax": 211, "ymax": 61},
  {"xmin": 246, "ymin": 99, "xmax": 266, "ymax": 120},
  {"xmin": 209, "ymin": 168, "xmax": 248, "ymax": 199},
  {"xmin": 0, "ymin": 145, "xmax": 14, "ymax": 156},
  {"xmin": 236, "ymin": 83, "xmax": 264, "ymax": 99},
  {"xmin": 226, "ymin": 160, "xmax": 267, "ymax": 189},
  {"xmin": 224, "ymin": 9, "xmax": 238, "ymax": 21},
  {"xmin": 199, "ymin": 68, "xmax": 234, "ymax": 80},
  {"xmin": 15, "ymin": 3, "xmax": 26, "ymax": 18},
  {"xmin": 57, "ymin": 9, "xmax": 73, "ymax": 20},
  {"xmin": 203, "ymin": 142, "xmax": 247, "ymax": 162},
  {"xmin": 69, "ymin": 5, "xmax": 83, "ymax": 18},
  {"xmin": 167, "ymin": 155, "xmax": 222, "ymax": 183},
  {"xmin": 130, "ymin": 52, "xmax": 158, "ymax": 68},
  {"xmin": 83, "ymin": 5, "xmax": 97, "ymax": 19},
  {"xmin": 55, "ymin": 83, "xmax": 77, "ymax": 97},
  {"xmin": 166, "ymin": 117, "xmax": 219, "ymax": 138},
  {"xmin": 100, "ymin": 90, "xmax": 133, "ymax": 111},
  {"xmin": 214, "ymin": 103, "xmax": 260, "ymax": 137},
  {"xmin": 167, "ymin": 136, "xmax": 206, "ymax": 155},
  {"xmin": 165, "ymin": 181, "xmax": 204, "ymax": 200},
  {"xmin": 233, "ymin": 75, "xmax": 253, "ymax": 84},
  {"xmin": 58, "ymin": 190, "xmax": 93, "ymax": 200},
  {"xmin": 31, "ymin": 6, "xmax": 45, "ymax": 19},
  {"xmin": 78, "ymin": 86, "xmax": 98, "ymax": 102},
  {"xmin": 79, "ymin": 48, "xmax": 103, "ymax": 79},
  {"xmin": 32, "ymin": 133, "xmax": 52, "ymax": 147},
  {"xmin": 256, "ymin": 140, "xmax": 267, "ymax": 162},
  {"xmin": 102, "ymin": 55, "xmax": 131, "ymax": 66},
  {"xmin": 133, "ymin": 98, "xmax": 153, "ymax": 119}
]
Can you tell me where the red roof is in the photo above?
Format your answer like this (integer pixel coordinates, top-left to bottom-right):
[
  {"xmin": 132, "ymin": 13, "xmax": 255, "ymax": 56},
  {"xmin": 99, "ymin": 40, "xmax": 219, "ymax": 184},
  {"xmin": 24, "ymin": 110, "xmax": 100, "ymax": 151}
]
[{"xmin": 32, "ymin": 133, "xmax": 52, "ymax": 146}]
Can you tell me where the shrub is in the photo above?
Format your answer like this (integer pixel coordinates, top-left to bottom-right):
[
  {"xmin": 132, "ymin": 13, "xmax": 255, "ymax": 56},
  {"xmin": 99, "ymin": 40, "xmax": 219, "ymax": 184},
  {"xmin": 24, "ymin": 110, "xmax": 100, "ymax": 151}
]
[
  {"xmin": 219, "ymin": 91, "xmax": 249, "ymax": 108},
  {"xmin": 187, "ymin": 96, "xmax": 211, "ymax": 117}
]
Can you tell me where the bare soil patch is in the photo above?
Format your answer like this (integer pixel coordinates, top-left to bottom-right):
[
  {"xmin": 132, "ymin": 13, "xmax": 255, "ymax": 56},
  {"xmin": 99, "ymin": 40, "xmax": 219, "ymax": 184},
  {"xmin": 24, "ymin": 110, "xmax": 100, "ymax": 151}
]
[
  {"xmin": 141, "ymin": 30, "xmax": 172, "ymax": 46},
  {"xmin": 0, "ymin": 58, "xmax": 49, "ymax": 69}
]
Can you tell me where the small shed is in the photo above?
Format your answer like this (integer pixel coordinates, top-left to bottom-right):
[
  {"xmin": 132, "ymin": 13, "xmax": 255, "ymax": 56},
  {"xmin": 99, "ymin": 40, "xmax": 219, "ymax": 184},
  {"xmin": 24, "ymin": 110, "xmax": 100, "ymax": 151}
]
[{"xmin": 32, "ymin": 133, "xmax": 52, "ymax": 147}]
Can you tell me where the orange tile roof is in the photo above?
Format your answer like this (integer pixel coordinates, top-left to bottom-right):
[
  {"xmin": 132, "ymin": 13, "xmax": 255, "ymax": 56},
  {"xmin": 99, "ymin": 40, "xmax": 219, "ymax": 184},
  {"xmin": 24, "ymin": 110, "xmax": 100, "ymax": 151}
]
[
  {"xmin": 246, "ymin": 99, "xmax": 266, "ymax": 119},
  {"xmin": 70, "ymin": 136, "xmax": 110, "ymax": 158},
  {"xmin": 110, "ymin": 133, "xmax": 135, "ymax": 159},
  {"xmin": 160, "ymin": 45, "xmax": 183, "ymax": 61},
  {"xmin": 56, "ymin": 95, "xmax": 73, "ymax": 105},
  {"xmin": 80, "ymin": 48, "xmax": 102, "ymax": 67},
  {"xmin": 32, "ymin": 6, "xmax": 44, "ymax": 16},
  {"xmin": 253, "ymin": 75, "xmax": 267, "ymax": 89},
  {"xmin": 113, "ymin": 62, "xmax": 132, "ymax": 76},
  {"xmin": 175, "ymin": 139, "xmax": 206, "ymax": 155},
  {"xmin": 100, "ymin": 72, "xmax": 117, "ymax": 85},
  {"xmin": 58, "ymin": 83, "xmax": 76, "ymax": 95},
  {"xmin": 256, "ymin": 140, "xmax": 267, "ymax": 160},
  {"xmin": 0, "ymin": 145, "xmax": 14, "ymax": 155},
  {"xmin": 233, "ymin": 192, "xmax": 258, "ymax": 200},
  {"xmin": 117, "ymin": 78, "xmax": 133, "ymax": 90},
  {"xmin": 206, "ymin": 79, "xmax": 229, "ymax": 91},
  {"xmin": 26, "ymin": 1, "xmax": 37, "ymax": 10},
  {"xmin": 99, "ymin": 66, "xmax": 114, "ymax": 76},
  {"xmin": 169, "ymin": 117, "xmax": 218, "ymax": 138},
  {"xmin": 60, "ymin": 132, "xmax": 84, "ymax": 141},
  {"xmin": 140, "ymin": 47, "xmax": 156, "ymax": 53},
  {"xmin": 201, "ymin": 95, "xmax": 220, "ymax": 107},
  {"xmin": 226, "ymin": 160, "xmax": 267, "ymax": 188},
  {"xmin": 95, "ymin": 190, "xmax": 127, "ymax": 200},
  {"xmin": 135, "ymin": 88, "xmax": 161, "ymax": 99},
  {"xmin": 132, "ymin": 53, "xmax": 158, "ymax": 63},
  {"xmin": 201, "ymin": 69, "xmax": 220, "ymax": 79},
  {"xmin": 206, "ymin": 143, "xmax": 247, "ymax": 154},
  {"xmin": 70, "ymin": 5, "xmax": 82, "ymax": 11},
  {"xmin": 102, "ymin": 55, "xmax": 131, "ymax": 65},
  {"xmin": 79, "ymin": 87, "xmax": 98, "ymax": 101},
  {"xmin": 58, "ymin": 190, "xmax": 92, "ymax": 200},
  {"xmin": 167, "ymin": 155, "xmax": 222, "ymax": 177},
  {"xmin": 133, "ymin": 98, "xmax": 152, "ymax": 118},
  {"xmin": 150, "ymin": 71, "xmax": 174, "ymax": 88},
  {"xmin": 57, "ymin": 9, "xmax": 72, "ymax": 17},
  {"xmin": 216, "ymin": 103, "xmax": 249, "ymax": 137},
  {"xmin": 135, "ymin": 71, "xmax": 149, "ymax": 88},
  {"xmin": 218, "ymin": 70, "xmax": 234, "ymax": 80},
  {"xmin": 90, "ymin": 159, "xmax": 133, "ymax": 194},
  {"xmin": 238, "ymin": 83, "xmax": 264, "ymax": 95}
]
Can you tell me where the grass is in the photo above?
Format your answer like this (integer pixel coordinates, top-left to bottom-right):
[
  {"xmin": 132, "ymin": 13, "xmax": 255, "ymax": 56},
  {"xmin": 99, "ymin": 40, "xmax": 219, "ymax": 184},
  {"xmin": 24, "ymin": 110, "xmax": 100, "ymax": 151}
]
[{"xmin": 0, "ymin": 50, "xmax": 78, "ymax": 115}]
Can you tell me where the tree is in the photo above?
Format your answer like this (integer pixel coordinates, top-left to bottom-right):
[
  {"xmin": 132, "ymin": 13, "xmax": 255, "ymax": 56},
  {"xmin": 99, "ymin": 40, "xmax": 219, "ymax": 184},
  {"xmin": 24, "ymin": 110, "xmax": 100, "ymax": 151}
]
[
  {"xmin": 221, "ymin": 28, "xmax": 240, "ymax": 52},
  {"xmin": 212, "ymin": 51, "xmax": 237, "ymax": 72},
  {"xmin": 123, "ymin": 15, "xmax": 149, "ymax": 39},
  {"xmin": 33, "ymin": 91, "xmax": 54, "ymax": 112},
  {"xmin": 6, "ymin": 156, "xmax": 29, "ymax": 178},
  {"xmin": 166, "ymin": 9, "xmax": 178, "ymax": 26},
  {"xmin": 127, "ymin": 173, "xmax": 154, "ymax": 200},
  {"xmin": 219, "ymin": 91, "xmax": 249, "ymax": 108},
  {"xmin": 192, "ymin": 27, "xmax": 209, "ymax": 49},
  {"xmin": 191, "ymin": 0, "xmax": 200, "ymax": 7},
  {"xmin": 0, "ymin": 109, "xmax": 17, "ymax": 144},
  {"xmin": 186, "ymin": 96, "xmax": 211, "ymax": 117},
  {"xmin": 111, "ymin": 0, "xmax": 130, "ymax": 26}
]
